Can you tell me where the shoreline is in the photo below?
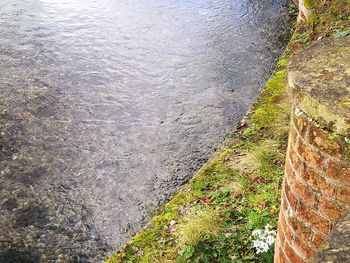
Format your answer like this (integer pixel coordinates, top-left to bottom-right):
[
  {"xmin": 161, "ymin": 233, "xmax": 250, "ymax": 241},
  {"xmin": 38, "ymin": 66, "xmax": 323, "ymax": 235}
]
[{"xmin": 106, "ymin": 0, "xmax": 350, "ymax": 261}]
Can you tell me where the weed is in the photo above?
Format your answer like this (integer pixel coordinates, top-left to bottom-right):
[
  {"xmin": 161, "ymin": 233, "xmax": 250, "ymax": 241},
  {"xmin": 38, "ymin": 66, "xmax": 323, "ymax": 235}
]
[{"xmin": 176, "ymin": 207, "xmax": 225, "ymax": 247}]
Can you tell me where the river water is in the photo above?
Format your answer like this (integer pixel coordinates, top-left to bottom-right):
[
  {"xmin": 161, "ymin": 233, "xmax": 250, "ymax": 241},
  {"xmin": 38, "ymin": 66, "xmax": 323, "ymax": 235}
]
[{"xmin": 0, "ymin": 0, "xmax": 290, "ymax": 262}]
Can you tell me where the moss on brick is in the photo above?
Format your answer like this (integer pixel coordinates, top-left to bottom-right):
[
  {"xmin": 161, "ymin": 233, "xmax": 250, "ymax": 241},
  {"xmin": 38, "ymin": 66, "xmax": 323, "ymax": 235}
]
[{"xmin": 303, "ymin": 0, "xmax": 318, "ymax": 9}]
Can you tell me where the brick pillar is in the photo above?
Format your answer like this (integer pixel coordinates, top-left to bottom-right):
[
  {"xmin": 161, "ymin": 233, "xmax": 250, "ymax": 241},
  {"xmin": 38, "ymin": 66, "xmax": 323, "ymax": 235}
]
[{"xmin": 274, "ymin": 36, "xmax": 350, "ymax": 263}]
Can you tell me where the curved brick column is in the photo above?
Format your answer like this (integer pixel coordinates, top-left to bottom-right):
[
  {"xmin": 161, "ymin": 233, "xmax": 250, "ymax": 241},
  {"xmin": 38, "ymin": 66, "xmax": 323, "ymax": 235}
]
[
  {"xmin": 274, "ymin": 36, "xmax": 350, "ymax": 263},
  {"xmin": 297, "ymin": 0, "xmax": 311, "ymax": 22}
]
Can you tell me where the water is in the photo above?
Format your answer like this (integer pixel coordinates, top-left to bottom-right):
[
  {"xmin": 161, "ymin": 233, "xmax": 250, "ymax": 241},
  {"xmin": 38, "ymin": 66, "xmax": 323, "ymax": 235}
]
[{"xmin": 0, "ymin": 0, "xmax": 290, "ymax": 261}]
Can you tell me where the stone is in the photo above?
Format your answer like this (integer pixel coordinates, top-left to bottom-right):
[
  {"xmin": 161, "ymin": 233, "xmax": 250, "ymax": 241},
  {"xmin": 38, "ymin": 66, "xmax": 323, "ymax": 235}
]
[
  {"xmin": 287, "ymin": 36, "xmax": 350, "ymax": 136},
  {"xmin": 311, "ymin": 212, "xmax": 350, "ymax": 263}
]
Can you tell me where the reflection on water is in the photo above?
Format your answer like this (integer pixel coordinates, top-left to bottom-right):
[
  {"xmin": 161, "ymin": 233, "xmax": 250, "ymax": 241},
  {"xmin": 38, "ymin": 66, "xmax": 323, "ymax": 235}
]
[{"xmin": 0, "ymin": 0, "xmax": 290, "ymax": 261}]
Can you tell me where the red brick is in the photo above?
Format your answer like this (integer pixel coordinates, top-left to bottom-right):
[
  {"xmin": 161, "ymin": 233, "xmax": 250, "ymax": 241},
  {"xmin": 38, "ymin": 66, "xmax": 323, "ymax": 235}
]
[
  {"xmin": 307, "ymin": 124, "xmax": 344, "ymax": 158},
  {"xmin": 310, "ymin": 232, "xmax": 326, "ymax": 249},
  {"xmin": 288, "ymin": 216, "xmax": 311, "ymax": 242},
  {"xmin": 289, "ymin": 124, "xmax": 300, "ymax": 149},
  {"xmin": 288, "ymin": 146, "xmax": 304, "ymax": 175},
  {"xmin": 288, "ymin": 174, "xmax": 318, "ymax": 209},
  {"xmin": 297, "ymin": 202, "xmax": 331, "ymax": 235},
  {"xmin": 297, "ymin": 142, "xmax": 324, "ymax": 171},
  {"xmin": 289, "ymin": 124, "xmax": 299, "ymax": 147},
  {"xmin": 327, "ymin": 160, "xmax": 350, "ymax": 185},
  {"xmin": 293, "ymin": 114, "xmax": 309, "ymax": 138},
  {"xmin": 284, "ymin": 241, "xmax": 305, "ymax": 263},
  {"xmin": 279, "ymin": 208, "xmax": 287, "ymax": 229},
  {"xmin": 303, "ymin": 165, "xmax": 335, "ymax": 197},
  {"xmin": 285, "ymin": 221, "xmax": 294, "ymax": 243},
  {"xmin": 275, "ymin": 244, "xmax": 288, "ymax": 263},
  {"xmin": 277, "ymin": 220, "xmax": 285, "ymax": 244},
  {"xmin": 274, "ymin": 246, "xmax": 281, "ymax": 263},
  {"xmin": 280, "ymin": 209, "xmax": 294, "ymax": 242},
  {"xmin": 292, "ymin": 234, "xmax": 315, "ymax": 259},
  {"xmin": 284, "ymin": 182, "xmax": 299, "ymax": 210},
  {"xmin": 318, "ymin": 196, "xmax": 346, "ymax": 221},
  {"xmin": 285, "ymin": 158, "xmax": 293, "ymax": 178},
  {"xmin": 277, "ymin": 223, "xmax": 286, "ymax": 248},
  {"xmin": 281, "ymin": 193, "xmax": 288, "ymax": 212},
  {"xmin": 336, "ymin": 186, "xmax": 350, "ymax": 206}
]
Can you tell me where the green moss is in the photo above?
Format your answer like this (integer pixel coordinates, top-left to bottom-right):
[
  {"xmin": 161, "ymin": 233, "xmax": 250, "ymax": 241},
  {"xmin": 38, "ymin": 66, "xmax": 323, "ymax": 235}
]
[
  {"xmin": 292, "ymin": 0, "xmax": 350, "ymax": 51},
  {"xmin": 250, "ymin": 69, "xmax": 288, "ymax": 132},
  {"xmin": 319, "ymin": 242, "xmax": 330, "ymax": 250},
  {"xmin": 277, "ymin": 57, "xmax": 289, "ymax": 67},
  {"xmin": 265, "ymin": 70, "xmax": 287, "ymax": 97},
  {"xmin": 303, "ymin": 0, "xmax": 318, "ymax": 9},
  {"xmin": 251, "ymin": 105, "xmax": 283, "ymax": 130}
]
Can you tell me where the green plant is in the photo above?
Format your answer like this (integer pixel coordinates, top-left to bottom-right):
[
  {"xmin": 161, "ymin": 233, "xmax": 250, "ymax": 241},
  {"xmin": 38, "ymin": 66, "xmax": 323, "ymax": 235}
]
[{"xmin": 176, "ymin": 207, "xmax": 225, "ymax": 247}]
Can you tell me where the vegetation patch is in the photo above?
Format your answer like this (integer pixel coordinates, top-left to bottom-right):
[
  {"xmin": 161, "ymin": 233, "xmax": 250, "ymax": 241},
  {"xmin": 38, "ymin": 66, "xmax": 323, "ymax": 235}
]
[
  {"xmin": 292, "ymin": 0, "xmax": 350, "ymax": 51},
  {"xmin": 106, "ymin": 1, "xmax": 348, "ymax": 262},
  {"xmin": 106, "ymin": 51, "xmax": 291, "ymax": 262}
]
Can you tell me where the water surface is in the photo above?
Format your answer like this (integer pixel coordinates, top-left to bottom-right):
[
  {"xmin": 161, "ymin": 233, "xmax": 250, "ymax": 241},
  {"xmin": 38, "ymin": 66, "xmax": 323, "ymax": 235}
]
[{"xmin": 0, "ymin": 0, "xmax": 290, "ymax": 261}]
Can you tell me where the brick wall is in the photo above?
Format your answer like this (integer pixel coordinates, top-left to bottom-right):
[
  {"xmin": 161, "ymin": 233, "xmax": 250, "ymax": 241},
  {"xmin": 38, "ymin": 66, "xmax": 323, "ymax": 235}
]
[
  {"xmin": 274, "ymin": 37, "xmax": 350, "ymax": 263},
  {"xmin": 297, "ymin": 0, "xmax": 311, "ymax": 22},
  {"xmin": 274, "ymin": 108, "xmax": 349, "ymax": 263}
]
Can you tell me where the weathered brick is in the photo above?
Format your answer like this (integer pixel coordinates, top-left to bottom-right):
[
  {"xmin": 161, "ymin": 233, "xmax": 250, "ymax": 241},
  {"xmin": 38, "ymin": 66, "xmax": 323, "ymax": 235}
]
[
  {"xmin": 297, "ymin": 201, "xmax": 331, "ymax": 235},
  {"xmin": 274, "ymin": 246, "xmax": 282, "ymax": 263},
  {"xmin": 336, "ymin": 186, "xmax": 350, "ymax": 206},
  {"xmin": 285, "ymin": 219, "xmax": 294, "ymax": 242},
  {"xmin": 308, "ymin": 124, "xmax": 344, "ymax": 158},
  {"xmin": 289, "ymin": 124, "xmax": 299, "ymax": 148},
  {"xmin": 281, "ymin": 193, "xmax": 288, "ymax": 212},
  {"xmin": 275, "ymin": 244, "xmax": 288, "ymax": 263},
  {"xmin": 310, "ymin": 231, "xmax": 326, "ymax": 249},
  {"xmin": 285, "ymin": 158, "xmax": 293, "ymax": 178},
  {"xmin": 280, "ymin": 208, "xmax": 294, "ymax": 243},
  {"xmin": 288, "ymin": 215, "xmax": 311, "ymax": 242},
  {"xmin": 303, "ymin": 165, "xmax": 335, "ymax": 197},
  {"xmin": 288, "ymin": 146, "xmax": 304, "ymax": 175},
  {"xmin": 284, "ymin": 182, "xmax": 299, "ymax": 210},
  {"xmin": 327, "ymin": 160, "xmax": 350, "ymax": 185},
  {"xmin": 292, "ymin": 234, "xmax": 315, "ymax": 259},
  {"xmin": 277, "ymin": 226, "xmax": 286, "ymax": 249},
  {"xmin": 318, "ymin": 196, "xmax": 346, "ymax": 221},
  {"xmin": 287, "ymin": 174, "xmax": 318, "ymax": 209},
  {"xmin": 297, "ymin": 142, "xmax": 324, "ymax": 171},
  {"xmin": 284, "ymin": 241, "xmax": 305, "ymax": 263},
  {"xmin": 293, "ymin": 114, "xmax": 309, "ymax": 138},
  {"xmin": 279, "ymin": 209, "xmax": 287, "ymax": 232}
]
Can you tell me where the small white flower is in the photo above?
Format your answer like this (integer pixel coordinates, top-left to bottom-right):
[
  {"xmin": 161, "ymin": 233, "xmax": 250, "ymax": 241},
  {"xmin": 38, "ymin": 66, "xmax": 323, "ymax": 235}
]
[
  {"xmin": 264, "ymin": 224, "xmax": 272, "ymax": 230},
  {"xmin": 252, "ymin": 224, "xmax": 276, "ymax": 255},
  {"xmin": 265, "ymin": 229, "xmax": 276, "ymax": 236},
  {"xmin": 265, "ymin": 235, "xmax": 275, "ymax": 246},
  {"xmin": 252, "ymin": 229, "xmax": 262, "ymax": 236},
  {"xmin": 261, "ymin": 242, "xmax": 269, "ymax": 253}
]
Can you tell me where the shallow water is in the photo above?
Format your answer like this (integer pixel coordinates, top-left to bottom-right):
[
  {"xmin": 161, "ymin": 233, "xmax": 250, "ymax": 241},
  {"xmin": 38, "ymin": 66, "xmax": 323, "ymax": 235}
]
[{"xmin": 0, "ymin": 0, "xmax": 290, "ymax": 261}]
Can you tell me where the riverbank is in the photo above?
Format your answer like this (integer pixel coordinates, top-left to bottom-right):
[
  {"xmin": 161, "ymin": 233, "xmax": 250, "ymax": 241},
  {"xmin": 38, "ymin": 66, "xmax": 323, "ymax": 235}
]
[
  {"xmin": 106, "ymin": 1, "xmax": 350, "ymax": 262},
  {"xmin": 0, "ymin": 1, "xmax": 291, "ymax": 261}
]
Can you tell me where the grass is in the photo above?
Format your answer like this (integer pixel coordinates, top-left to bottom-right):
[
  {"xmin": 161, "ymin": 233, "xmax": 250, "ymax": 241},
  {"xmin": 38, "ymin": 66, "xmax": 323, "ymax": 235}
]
[
  {"xmin": 176, "ymin": 208, "xmax": 225, "ymax": 247},
  {"xmin": 105, "ymin": 1, "xmax": 348, "ymax": 262},
  {"xmin": 291, "ymin": 0, "xmax": 350, "ymax": 51},
  {"xmin": 106, "ymin": 53, "xmax": 291, "ymax": 262}
]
